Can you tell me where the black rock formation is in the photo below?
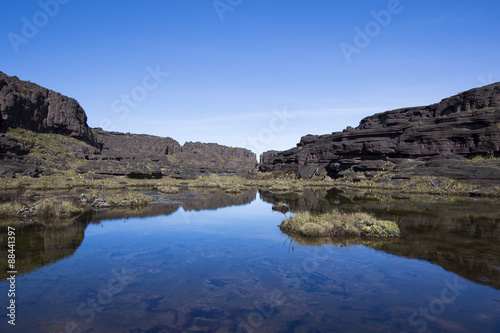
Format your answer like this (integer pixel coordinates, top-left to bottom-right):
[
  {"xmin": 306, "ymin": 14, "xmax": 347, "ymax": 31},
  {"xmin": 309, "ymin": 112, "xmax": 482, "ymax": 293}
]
[
  {"xmin": 0, "ymin": 71, "xmax": 99, "ymax": 147},
  {"xmin": 0, "ymin": 70, "xmax": 257, "ymax": 179},
  {"xmin": 85, "ymin": 129, "xmax": 257, "ymax": 179},
  {"xmin": 260, "ymin": 83, "xmax": 500, "ymax": 184},
  {"xmin": 94, "ymin": 128, "xmax": 181, "ymax": 157}
]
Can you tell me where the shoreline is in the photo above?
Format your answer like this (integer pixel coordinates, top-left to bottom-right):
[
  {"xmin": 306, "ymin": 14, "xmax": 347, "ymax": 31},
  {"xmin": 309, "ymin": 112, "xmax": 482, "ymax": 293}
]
[
  {"xmin": 1, "ymin": 173, "xmax": 499, "ymax": 220},
  {"xmin": 1, "ymin": 172, "xmax": 499, "ymax": 196}
]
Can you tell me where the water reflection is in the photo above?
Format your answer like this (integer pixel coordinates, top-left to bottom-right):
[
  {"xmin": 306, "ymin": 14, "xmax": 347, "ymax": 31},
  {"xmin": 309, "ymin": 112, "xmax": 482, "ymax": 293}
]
[
  {"xmin": 261, "ymin": 188, "xmax": 500, "ymax": 290},
  {"xmin": 0, "ymin": 218, "xmax": 85, "ymax": 278},
  {"xmin": 0, "ymin": 187, "xmax": 498, "ymax": 332},
  {"xmin": 1, "ymin": 187, "xmax": 499, "ymax": 289},
  {"xmin": 0, "ymin": 188, "xmax": 257, "ymax": 278}
]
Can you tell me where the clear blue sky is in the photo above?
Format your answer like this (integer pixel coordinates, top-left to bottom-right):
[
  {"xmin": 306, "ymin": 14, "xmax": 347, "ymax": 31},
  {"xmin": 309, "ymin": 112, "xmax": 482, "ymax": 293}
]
[{"xmin": 1, "ymin": 0, "xmax": 499, "ymax": 156}]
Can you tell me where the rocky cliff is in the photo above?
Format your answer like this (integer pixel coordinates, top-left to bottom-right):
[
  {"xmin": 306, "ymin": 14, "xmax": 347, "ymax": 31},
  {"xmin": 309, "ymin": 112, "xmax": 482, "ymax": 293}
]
[
  {"xmin": 95, "ymin": 128, "xmax": 181, "ymax": 157},
  {"xmin": 0, "ymin": 71, "xmax": 99, "ymax": 147},
  {"xmin": 260, "ymin": 83, "xmax": 500, "ymax": 184},
  {"xmin": 0, "ymin": 71, "xmax": 257, "ymax": 179},
  {"xmin": 83, "ymin": 129, "xmax": 257, "ymax": 179}
]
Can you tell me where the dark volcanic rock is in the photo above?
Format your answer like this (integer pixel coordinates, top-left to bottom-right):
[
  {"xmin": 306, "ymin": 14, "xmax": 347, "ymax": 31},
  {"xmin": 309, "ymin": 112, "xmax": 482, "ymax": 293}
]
[
  {"xmin": 90, "ymin": 129, "xmax": 257, "ymax": 179},
  {"xmin": 0, "ymin": 71, "xmax": 257, "ymax": 179},
  {"xmin": 259, "ymin": 83, "xmax": 500, "ymax": 184},
  {"xmin": 0, "ymin": 164, "xmax": 23, "ymax": 178},
  {"xmin": 94, "ymin": 128, "xmax": 180, "ymax": 158},
  {"xmin": 0, "ymin": 71, "xmax": 99, "ymax": 147},
  {"xmin": 0, "ymin": 134, "xmax": 28, "ymax": 156},
  {"xmin": 180, "ymin": 141, "xmax": 256, "ymax": 170}
]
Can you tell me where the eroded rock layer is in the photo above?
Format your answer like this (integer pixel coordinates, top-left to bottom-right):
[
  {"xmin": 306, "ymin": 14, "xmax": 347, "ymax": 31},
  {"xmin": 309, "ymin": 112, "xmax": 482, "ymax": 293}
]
[
  {"xmin": 0, "ymin": 71, "xmax": 99, "ymax": 147},
  {"xmin": 260, "ymin": 83, "xmax": 500, "ymax": 184},
  {"xmin": 0, "ymin": 71, "xmax": 257, "ymax": 179}
]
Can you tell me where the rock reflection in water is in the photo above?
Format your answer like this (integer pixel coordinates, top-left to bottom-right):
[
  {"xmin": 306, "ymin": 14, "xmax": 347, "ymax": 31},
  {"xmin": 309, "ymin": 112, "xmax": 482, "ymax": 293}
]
[
  {"xmin": 0, "ymin": 187, "xmax": 498, "ymax": 332},
  {"xmin": 261, "ymin": 188, "xmax": 500, "ymax": 290},
  {"xmin": 0, "ymin": 188, "xmax": 257, "ymax": 278},
  {"xmin": 0, "ymin": 217, "xmax": 85, "ymax": 278}
]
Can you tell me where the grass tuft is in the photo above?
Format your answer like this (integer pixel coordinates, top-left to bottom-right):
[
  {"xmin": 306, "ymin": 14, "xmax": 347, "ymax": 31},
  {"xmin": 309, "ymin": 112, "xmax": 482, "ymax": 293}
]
[
  {"xmin": 35, "ymin": 198, "xmax": 81, "ymax": 217},
  {"xmin": 280, "ymin": 210, "xmax": 400, "ymax": 238},
  {"xmin": 0, "ymin": 201, "xmax": 24, "ymax": 217}
]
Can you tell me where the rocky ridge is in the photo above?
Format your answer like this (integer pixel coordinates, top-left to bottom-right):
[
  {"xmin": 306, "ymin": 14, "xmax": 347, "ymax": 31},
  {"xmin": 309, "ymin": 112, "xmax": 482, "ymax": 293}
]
[
  {"xmin": 0, "ymin": 71, "xmax": 257, "ymax": 179},
  {"xmin": 0, "ymin": 71, "xmax": 99, "ymax": 147},
  {"xmin": 260, "ymin": 83, "xmax": 500, "ymax": 185},
  {"xmin": 81, "ymin": 129, "xmax": 257, "ymax": 179}
]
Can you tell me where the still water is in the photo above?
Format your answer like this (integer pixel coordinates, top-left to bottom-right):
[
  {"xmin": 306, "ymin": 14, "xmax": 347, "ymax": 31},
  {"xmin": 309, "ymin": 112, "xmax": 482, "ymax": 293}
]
[{"xmin": 0, "ymin": 188, "xmax": 499, "ymax": 332}]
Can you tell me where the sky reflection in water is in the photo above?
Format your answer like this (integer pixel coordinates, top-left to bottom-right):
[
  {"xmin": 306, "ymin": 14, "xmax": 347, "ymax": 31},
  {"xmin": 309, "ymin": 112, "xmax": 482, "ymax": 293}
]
[{"xmin": 1, "ymin": 193, "xmax": 499, "ymax": 332}]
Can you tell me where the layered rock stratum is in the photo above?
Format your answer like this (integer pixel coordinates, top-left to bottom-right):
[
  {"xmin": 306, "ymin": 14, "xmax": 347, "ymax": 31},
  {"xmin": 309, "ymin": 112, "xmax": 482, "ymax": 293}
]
[
  {"xmin": 0, "ymin": 71, "xmax": 99, "ymax": 147},
  {"xmin": 0, "ymin": 71, "xmax": 257, "ymax": 178},
  {"xmin": 2, "ymin": 69, "xmax": 499, "ymax": 184},
  {"xmin": 260, "ymin": 83, "xmax": 500, "ymax": 185}
]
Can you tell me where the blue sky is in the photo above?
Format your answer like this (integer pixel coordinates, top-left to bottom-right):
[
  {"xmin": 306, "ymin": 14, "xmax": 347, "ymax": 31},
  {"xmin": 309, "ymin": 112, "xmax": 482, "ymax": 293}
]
[{"xmin": 1, "ymin": 0, "xmax": 499, "ymax": 156}]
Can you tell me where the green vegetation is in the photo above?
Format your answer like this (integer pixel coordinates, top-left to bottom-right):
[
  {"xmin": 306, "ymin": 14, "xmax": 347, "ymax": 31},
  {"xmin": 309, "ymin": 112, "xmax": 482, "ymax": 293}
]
[
  {"xmin": 280, "ymin": 210, "xmax": 400, "ymax": 238},
  {"xmin": 0, "ymin": 171, "xmax": 497, "ymax": 197},
  {"xmin": 1, "ymin": 152, "xmax": 499, "ymax": 202},
  {"xmin": 82, "ymin": 190, "xmax": 153, "ymax": 208},
  {"xmin": 154, "ymin": 185, "xmax": 180, "ymax": 194},
  {"xmin": 335, "ymin": 173, "xmax": 495, "ymax": 196},
  {"xmin": 0, "ymin": 201, "xmax": 23, "ymax": 217},
  {"xmin": 35, "ymin": 198, "xmax": 81, "ymax": 217},
  {"xmin": 6, "ymin": 127, "xmax": 87, "ymax": 149},
  {"xmin": 0, "ymin": 198, "xmax": 80, "ymax": 217},
  {"xmin": 0, "ymin": 189, "xmax": 153, "ymax": 218},
  {"xmin": 6, "ymin": 127, "xmax": 95, "ymax": 162},
  {"xmin": 467, "ymin": 152, "xmax": 500, "ymax": 163}
]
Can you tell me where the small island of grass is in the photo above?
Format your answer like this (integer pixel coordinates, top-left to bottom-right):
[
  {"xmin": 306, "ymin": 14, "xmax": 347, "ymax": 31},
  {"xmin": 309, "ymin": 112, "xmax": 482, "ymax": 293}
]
[{"xmin": 280, "ymin": 210, "xmax": 400, "ymax": 238}]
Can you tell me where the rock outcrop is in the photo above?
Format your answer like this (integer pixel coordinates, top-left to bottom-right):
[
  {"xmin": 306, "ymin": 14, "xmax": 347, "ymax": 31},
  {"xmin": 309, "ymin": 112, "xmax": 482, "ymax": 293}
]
[
  {"xmin": 260, "ymin": 83, "xmax": 500, "ymax": 184},
  {"xmin": 83, "ymin": 129, "xmax": 257, "ymax": 179},
  {"xmin": 0, "ymin": 71, "xmax": 100, "ymax": 147},
  {"xmin": 95, "ymin": 129, "xmax": 181, "ymax": 157},
  {"xmin": 0, "ymin": 71, "xmax": 257, "ymax": 179}
]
